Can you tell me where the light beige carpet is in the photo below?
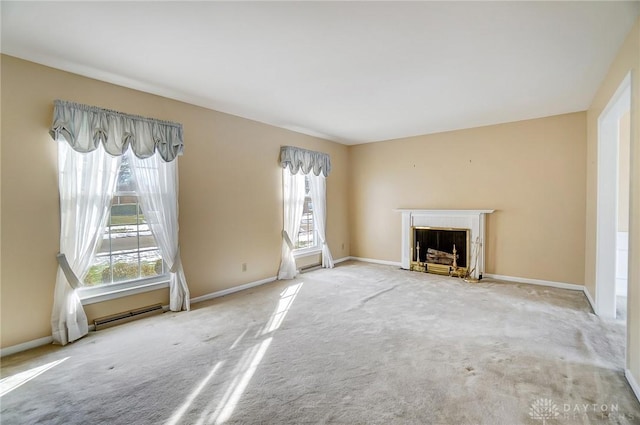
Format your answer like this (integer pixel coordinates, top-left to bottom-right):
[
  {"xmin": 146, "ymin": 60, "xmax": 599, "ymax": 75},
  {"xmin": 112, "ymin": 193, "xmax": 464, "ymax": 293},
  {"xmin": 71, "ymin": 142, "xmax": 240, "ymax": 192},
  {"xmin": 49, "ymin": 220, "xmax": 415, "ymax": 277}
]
[{"xmin": 1, "ymin": 261, "xmax": 639, "ymax": 424}]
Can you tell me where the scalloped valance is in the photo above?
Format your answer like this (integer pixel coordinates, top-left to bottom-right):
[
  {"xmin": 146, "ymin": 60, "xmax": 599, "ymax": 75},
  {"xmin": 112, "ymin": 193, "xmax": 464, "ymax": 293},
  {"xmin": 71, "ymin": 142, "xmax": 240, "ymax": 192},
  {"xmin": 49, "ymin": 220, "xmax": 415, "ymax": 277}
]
[
  {"xmin": 279, "ymin": 146, "xmax": 331, "ymax": 177},
  {"xmin": 49, "ymin": 100, "xmax": 184, "ymax": 162}
]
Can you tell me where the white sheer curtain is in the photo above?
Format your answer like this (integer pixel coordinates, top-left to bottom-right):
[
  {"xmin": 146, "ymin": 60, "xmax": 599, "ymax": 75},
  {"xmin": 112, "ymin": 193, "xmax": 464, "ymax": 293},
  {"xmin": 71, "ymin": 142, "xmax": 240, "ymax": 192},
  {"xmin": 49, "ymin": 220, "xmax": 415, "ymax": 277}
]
[
  {"xmin": 308, "ymin": 173, "xmax": 334, "ymax": 268},
  {"xmin": 277, "ymin": 168, "xmax": 306, "ymax": 279},
  {"xmin": 52, "ymin": 142, "xmax": 121, "ymax": 345},
  {"xmin": 128, "ymin": 150, "xmax": 190, "ymax": 311}
]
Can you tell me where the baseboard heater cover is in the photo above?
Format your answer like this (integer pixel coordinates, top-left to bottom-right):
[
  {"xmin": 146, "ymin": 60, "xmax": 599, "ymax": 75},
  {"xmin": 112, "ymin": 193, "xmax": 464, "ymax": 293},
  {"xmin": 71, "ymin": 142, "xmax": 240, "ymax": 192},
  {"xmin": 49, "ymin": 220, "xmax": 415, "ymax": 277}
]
[
  {"xmin": 93, "ymin": 304, "xmax": 164, "ymax": 331},
  {"xmin": 300, "ymin": 263, "xmax": 321, "ymax": 272}
]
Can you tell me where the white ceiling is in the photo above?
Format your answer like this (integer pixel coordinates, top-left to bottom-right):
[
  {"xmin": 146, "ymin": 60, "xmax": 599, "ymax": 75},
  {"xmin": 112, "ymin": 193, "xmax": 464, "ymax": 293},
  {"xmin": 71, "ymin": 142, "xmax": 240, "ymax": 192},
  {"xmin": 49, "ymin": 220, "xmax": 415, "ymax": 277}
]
[{"xmin": 2, "ymin": 2, "xmax": 639, "ymax": 145}]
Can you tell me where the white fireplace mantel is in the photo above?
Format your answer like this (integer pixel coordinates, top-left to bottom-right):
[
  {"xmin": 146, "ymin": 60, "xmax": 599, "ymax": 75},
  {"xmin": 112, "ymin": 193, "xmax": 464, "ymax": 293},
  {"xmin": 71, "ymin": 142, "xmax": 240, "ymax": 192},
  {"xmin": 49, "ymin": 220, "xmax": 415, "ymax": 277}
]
[{"xmin": 394, "ymin": 209, "xmax": 494, "ymax": 278}]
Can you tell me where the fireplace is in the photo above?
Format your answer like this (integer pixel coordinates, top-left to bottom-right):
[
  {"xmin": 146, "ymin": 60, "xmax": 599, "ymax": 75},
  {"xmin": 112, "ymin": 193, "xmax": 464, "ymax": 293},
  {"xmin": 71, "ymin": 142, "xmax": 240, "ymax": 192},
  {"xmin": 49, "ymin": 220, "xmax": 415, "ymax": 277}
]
[
  {"xmin": 395, "ymin": 209, "xmax": 494, "ymax": 279},
  {"xmin": 412, "ymin": 227, "xmax": 470, "ymax": 276}
]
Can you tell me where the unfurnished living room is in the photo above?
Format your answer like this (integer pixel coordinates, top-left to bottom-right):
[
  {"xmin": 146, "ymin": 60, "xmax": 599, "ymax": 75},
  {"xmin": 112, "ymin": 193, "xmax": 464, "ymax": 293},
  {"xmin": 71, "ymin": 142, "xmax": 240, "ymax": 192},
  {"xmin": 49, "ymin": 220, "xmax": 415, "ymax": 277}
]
[{"xmin": 1, "ymin": 2, "xmax": 640, "ymax": 424}]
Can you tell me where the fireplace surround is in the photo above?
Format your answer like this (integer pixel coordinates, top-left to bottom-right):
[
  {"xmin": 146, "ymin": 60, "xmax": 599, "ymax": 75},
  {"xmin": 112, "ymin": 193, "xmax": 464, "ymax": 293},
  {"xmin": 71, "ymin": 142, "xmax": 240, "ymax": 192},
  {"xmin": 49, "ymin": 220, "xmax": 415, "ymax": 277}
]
[{"xmin": 395, "ymin": 209, "xmax": 494, "ymax": 279}]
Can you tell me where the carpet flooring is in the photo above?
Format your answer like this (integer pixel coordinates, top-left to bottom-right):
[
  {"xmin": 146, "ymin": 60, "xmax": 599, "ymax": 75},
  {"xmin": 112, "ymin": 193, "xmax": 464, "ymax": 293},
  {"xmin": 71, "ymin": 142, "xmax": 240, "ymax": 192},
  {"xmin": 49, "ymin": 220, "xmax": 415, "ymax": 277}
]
[{"xmin": 1, "ymin": 261, "xmax": 639, "ymax": 424}]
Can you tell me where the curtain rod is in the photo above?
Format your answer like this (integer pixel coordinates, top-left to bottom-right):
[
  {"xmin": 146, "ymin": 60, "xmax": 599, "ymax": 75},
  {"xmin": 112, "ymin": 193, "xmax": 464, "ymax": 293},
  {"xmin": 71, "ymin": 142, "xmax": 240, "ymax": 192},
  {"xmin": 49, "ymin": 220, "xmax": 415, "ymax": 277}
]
[{"xmin": 54, "ymin": 99, "xmax": 183, "ymax": 129}]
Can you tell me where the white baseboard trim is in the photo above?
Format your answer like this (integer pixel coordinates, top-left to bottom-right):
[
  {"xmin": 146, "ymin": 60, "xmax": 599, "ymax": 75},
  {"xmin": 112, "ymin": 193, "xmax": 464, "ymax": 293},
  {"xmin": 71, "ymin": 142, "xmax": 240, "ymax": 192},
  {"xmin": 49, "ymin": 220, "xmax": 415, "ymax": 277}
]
[
  {"xmin": 348, "ymin": 256, "xmax": 402, "ymax": 267},
  {"xmin": 483, "ymin": 273, "xmax": 584, "ymax": 291},
  {"xmin": 1, "ymin": 336, "xmax": 53, "ymax": 358},
  {"xmin": 2, "ymin": 274, "xmax": 292, "ymax": 357},
  {"xmin": 484, "ymin": 273, "xmax": 599, "ymax": 313},
  {"xmin": 190, "ymin": 276, "xmax": 277, "ymax": 305},
  {"xmin": 583, "ymin": 287, "xmax": 596, "ymax": 314},
  {"xmin": 190, "ymin": 260, "xmax": 361, "ymax": 305},
  {"xmin": 190, "ymin": 259, "xmax": 358, "ymax": 303},
  {"xmin": 625, "ymin": 369, "xmax": 640, "ymax": 404},
  {"xmin": 3, "ymin": 277, "xmax": 279, "ymax": 357}
]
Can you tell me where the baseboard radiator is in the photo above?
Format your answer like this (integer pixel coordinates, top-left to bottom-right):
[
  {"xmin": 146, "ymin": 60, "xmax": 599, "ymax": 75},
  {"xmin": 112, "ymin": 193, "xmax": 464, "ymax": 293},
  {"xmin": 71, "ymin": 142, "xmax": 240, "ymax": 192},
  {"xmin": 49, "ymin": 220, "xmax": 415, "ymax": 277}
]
[
  {"xmin": 94, "ymin": 304, "xmax": 164, "ymax": 331},
  {"xmin": 300, "ymin": 263, "xmax": 321, "ymax": 272}
]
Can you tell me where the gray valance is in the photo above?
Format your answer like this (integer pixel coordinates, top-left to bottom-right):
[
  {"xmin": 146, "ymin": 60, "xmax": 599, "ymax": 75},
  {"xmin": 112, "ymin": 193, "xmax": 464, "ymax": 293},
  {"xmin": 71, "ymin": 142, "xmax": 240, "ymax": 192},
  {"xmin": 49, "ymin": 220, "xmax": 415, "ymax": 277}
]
[
  {"xmin": 279, "ymin": 146, "xmax": 331, "ymax": 177},
  {"xmin": 49, "ymin": 100, "xmax": 184, "ymax": 162}
]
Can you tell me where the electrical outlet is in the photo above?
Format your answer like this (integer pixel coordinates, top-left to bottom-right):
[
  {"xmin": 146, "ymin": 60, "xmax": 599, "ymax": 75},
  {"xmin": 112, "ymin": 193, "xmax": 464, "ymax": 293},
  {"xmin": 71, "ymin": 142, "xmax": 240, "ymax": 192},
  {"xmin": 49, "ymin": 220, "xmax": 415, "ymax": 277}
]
[
  {"xmin": 341, "ymin": 243, "xmax": 345, "ymax": 250},
  {"xmin": 242, "ymin": 263, "xmax": 247, "ymax": 272}
]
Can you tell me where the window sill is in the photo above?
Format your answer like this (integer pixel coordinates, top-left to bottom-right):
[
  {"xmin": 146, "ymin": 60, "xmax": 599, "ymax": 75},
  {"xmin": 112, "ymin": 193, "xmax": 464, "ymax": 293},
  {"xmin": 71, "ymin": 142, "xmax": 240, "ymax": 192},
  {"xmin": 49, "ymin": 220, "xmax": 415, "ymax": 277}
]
[
  {"xmin": 78, "ymin": 277, "xmax": 170, "ymax": 305},
  {"xmin": 293, "ymin": 247, "xmax": 322, "ymax": 258}
]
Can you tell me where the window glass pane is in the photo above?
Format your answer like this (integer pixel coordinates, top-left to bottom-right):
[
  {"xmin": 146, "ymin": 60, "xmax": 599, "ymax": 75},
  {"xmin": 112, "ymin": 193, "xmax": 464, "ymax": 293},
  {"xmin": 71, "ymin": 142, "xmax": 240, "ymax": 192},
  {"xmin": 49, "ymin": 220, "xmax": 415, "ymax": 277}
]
[
  {"xmin": 85, "ymin": 255, "xmax": 110, "ymax": 286},
  {"xmin": 95, "ymin": 227, "xmax": 111, "ymax": 256},
  {"xmin": 138, "ymin": 205, "xmax": 148, "ymax": 225},
  {"xmin": 295, "ymin": 175, "xmax": 317, "ymax": 250},
  {"xmin": 110, "ymin": 223, "xmax": 138, "ymax": 253},
  {"xmin": 141, "ymin": 249, "xmax": 164, "ymax": 277},
  {"xmin": 111, "ymin": 252, "xmax": 140, "ymax": 283},
  {"xmin": 116, "ymin": 154, "xmax": 134, "ymax": 192},
  {"xmin": 82, "ymin": 158, "xmax": 166, "ymax": 287},
  {"xmin": 139, "ymin": 223, "xmax": 156, "ymax": 250}
]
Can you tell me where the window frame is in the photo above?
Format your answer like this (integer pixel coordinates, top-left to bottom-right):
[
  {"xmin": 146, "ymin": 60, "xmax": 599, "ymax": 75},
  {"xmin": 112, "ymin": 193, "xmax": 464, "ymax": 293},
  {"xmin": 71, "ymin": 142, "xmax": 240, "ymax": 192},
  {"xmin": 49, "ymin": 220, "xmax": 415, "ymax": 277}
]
[
  {"xmin": 77, "ymin": 276, "xmax": 169, "ymax": 305},
  {"xmin": 77, "ymin": 157, "xmax": 170, "ymax": 305}
]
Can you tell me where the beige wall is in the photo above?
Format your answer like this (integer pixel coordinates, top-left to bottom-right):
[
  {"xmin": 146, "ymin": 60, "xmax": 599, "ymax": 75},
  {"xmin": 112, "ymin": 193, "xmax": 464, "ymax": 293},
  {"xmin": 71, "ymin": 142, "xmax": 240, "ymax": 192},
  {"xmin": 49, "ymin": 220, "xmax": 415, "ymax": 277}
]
[
  {"xmin": 0, "ymin": 55, "xmax": 350, "ymax": 348},
  {"xmin": 585, "ymin": 18, "xmax": 640, "ymax": 383},
  {"xmin": 349, "ymin": 113, "xmax": 587, "ymax": 285}
]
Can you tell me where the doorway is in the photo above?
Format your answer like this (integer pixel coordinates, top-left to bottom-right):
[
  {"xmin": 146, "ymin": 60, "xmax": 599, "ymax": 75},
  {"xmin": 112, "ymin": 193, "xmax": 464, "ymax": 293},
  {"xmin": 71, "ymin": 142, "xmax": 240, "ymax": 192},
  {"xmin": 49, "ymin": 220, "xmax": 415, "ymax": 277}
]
[
  {"xmin": 616, "ymin": 109, "xmax": 631, "ymax": 322},
  {"xmin": 595, "ymin": 72, "xmax": 631, "ymax": 320}
]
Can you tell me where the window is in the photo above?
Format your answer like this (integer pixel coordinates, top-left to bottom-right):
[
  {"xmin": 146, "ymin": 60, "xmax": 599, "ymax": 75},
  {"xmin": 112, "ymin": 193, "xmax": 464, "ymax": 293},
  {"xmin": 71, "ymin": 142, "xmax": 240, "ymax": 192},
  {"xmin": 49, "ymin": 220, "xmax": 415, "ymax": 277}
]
[
  {"xmin": 278, "ymin": 146, "xmax": 334, "ymax": 279},
  {"xmin": 294, "ymin": 175, "xmax": 318, "ymax": 252},
  {"xmin": 51, "ymin": 101, "xmax": 188, "ymax": 344},
  {"xmin": 83, "ymin": 155, "xmax": 167, "ymax": 288}
]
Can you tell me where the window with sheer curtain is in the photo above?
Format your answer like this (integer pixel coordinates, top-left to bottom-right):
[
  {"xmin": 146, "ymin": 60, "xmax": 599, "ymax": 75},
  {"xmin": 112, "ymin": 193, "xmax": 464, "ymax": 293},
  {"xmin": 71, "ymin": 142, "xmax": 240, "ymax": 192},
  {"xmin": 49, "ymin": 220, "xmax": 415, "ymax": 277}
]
[
  {"xmin": 50, "ymin": 100, "xmax": 189, "ymax": 345},
  {"xmin": 278, "ymin": 146, "xmax": 334, "ymax": 280}
]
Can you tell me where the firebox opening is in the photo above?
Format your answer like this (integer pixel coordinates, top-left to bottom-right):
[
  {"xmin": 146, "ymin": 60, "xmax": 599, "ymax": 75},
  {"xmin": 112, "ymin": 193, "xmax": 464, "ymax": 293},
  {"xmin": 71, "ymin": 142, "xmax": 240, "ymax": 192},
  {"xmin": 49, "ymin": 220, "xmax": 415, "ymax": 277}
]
[{"xmin": 412, "ymin": 227, "xmax": 470, "ymax": 274}]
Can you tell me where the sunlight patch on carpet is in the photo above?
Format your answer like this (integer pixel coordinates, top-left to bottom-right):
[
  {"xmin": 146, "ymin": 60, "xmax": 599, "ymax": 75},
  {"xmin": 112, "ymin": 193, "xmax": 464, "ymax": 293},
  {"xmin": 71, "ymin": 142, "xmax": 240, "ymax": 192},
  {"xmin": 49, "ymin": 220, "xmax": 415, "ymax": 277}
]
[
  {"xmin": 194, "ymin": 283, "xmax": 302, "ymax": 424},
  {"xmin": 261, "ymin": 282, "xmax": 303, "ymax": 336},
  {"xmin": 206, "ymin": 337, "xmax": 273, "ymax": 425},
  {"xmin": 229, "ymin": 328, "xmax": 249, "ymax": 351},
  {"xmin": 165, "ymin": 361, "xmax": 224, "ymax": 425},
  {"xmin": 0, "ymin": 357, "xmax": 69, "ymax": 397}
]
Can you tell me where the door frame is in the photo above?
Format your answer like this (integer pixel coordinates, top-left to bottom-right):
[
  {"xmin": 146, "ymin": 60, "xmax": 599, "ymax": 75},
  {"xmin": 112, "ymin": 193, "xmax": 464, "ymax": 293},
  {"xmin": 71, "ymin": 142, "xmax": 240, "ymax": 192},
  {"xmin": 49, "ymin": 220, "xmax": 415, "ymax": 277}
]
[{"xmin": 595, "ymin": 72, "xmax": 631, "ymax": 319}]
